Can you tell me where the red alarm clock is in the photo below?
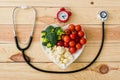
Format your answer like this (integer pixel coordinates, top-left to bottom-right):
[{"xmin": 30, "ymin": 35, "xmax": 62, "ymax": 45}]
[{"xmin": 57, "ymin": 8, "xmax": 71, "ymax": 23}]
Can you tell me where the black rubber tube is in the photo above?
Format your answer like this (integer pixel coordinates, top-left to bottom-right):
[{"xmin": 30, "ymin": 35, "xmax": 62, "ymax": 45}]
[
  {"xmin": 15, "ymin": 22, "xmax": 105, "ymax": 74},
  {"xmin": 15, "ymin": 36, "xmax": 33, "ymax": 51}
]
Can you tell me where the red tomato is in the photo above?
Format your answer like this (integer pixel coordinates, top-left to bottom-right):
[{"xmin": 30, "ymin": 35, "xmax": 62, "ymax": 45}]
[
  {"xmin": 69, "ymin": 24, "xmax": 75, "ymax": 31},
  {"xmin": 72, "ymin": 30, "xmax": 77, "ymax": 34},
  {"xmin": 80, "ymin": 38, "xmax": 86, "ymax": 45},
  {"xmin": 70, "ymin": 34, "xmax": 76, "ymax": 40},
  {"xmin": 69, "ymin": 47, "xmax": 76, "ymax": 54},
  {"xmin": 75, "ymin": 25, "xmax": 81, "ymax": 31},
  {"xmin": 61, "ymin": 34, "xmax": 65, "ymax": 40},
  {"xmin": 78, "ymin": 31, "xmax": 84, "ymax": 37},
  {"xmin": 63, "ymin": 35, "xmax": 70, "ymax": 43},
  {"xmin": 57, "ymin": 41, "xmax": 64, "ymax": 46},
  {"xmin": 76, "ymin": 43, "xmax": 82, "ymax": 49},
  {"xmin": 69, "ymin": 41, "xmax": 76, "ymax": 47},
  {"xmin": 64, "ymin": 42, "xmax": 69, "ymax": 47},
  {"xmin": 64, "ymin": 29, "xmax": 71, "ymax": 35},
  {"xmin": 75, "ymin": 37, "xmax": 80, "ymax": 43}
]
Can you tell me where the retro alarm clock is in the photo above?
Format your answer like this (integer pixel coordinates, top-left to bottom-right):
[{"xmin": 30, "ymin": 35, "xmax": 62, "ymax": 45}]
[{"xmin": 57, "ymin": 8, "xmax": 72, "ymax": 23}]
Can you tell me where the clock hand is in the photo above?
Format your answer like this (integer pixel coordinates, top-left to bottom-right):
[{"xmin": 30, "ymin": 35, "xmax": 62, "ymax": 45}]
[
  {"xmin": 62, "ymin": 15, "xmax": 65, "ymax": 19},
  {"xmin": 62, "ymin": 15, "xmax": 67, "ymax": 19}
]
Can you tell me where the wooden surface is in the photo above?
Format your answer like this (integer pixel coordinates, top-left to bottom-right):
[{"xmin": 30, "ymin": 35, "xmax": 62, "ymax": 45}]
[{"xmin": 0, "ymin": 0, "xmax": 120, "ymax": 80}]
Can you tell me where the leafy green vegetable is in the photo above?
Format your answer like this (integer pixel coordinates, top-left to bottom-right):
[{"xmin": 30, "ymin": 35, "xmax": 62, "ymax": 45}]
[
  {"xmin": 57, "ymin": 36, "xmax": 61, "ymax": 40},
  {"xmin": 45, "ymin": 25, "xmax": 55, "ymax": 33},
  {"xmin": 46, "ymin": 32, "xmax": 57, "ymax": 46},
  {"xmin": 41, "ymin": 31, "xmax": 46, "ymax": 37},
  {"xmin": 41, "ymin": 25, "xmax": 64, "ymax": 48},
  {"xmin": 55, "ymin": 27, "xmax": 64, "ymax": 35},
  {"xmin": 42, "ymin": 42, "xmax": 47, "ymax": 46},
  {"xmin": 47, "ymin": 43, "xmax": 52, "ymax": 48},
  {"xmin": 42, "ymin": 36, "xmax": 48, "ymax": 43}
]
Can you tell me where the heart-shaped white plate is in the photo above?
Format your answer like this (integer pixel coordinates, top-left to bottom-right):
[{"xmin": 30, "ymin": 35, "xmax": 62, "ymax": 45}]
[{"xmin": 40, "ymin": 24, "xmax": 86, "ymax": 69}]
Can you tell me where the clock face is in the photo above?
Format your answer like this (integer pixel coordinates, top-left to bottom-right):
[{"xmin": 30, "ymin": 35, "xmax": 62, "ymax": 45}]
[{"xmin": 58, "ymin": 11, "xmax": 69, "ymax": 21}]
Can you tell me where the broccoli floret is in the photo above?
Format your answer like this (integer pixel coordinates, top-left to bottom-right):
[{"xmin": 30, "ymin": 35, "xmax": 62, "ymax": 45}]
[
  {"xmin": 57, "ymin": 30, "xmax": 64, "ymax": 35},
  {"xmin": 55, "ymin": 27, "xmax": 64, "ymax": 35},
  {"xmin": 42, "ymin": 36, "xmax": 48, "ymax": 43},
  {"xmin": 42, "ymin": 42, "xmax": 47, "ymax": 46},
  {"xmin": 51, "ymin": 28, "xmax": 54, "ymax": 32},
  {"xmin": 45, "ymin": 25, "xmax": 55, "ymax": 33},
  {"xmin": 46, "ymin": 32, "xmax": 57, "ymax": 46},
  {"xmin": 41, "ymin": 31, "xmax": 46, "ymax": 37},
  {"xmin": 57, "ymin": 36, "xmax": 61, "ymax": 40},
  {"xmin": 46, "ymin": 43, "xmax": 52, "ymax": 48}
]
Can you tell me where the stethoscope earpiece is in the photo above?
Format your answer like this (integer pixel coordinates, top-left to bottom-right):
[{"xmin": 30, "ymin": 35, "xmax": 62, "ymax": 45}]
[
  {"xmin": 98, "ymin": 11, "xmax": 108, "ymax": 22},
  {"xmin": 16, "ymin": 6, "xmax": 32, "ymax": 9}
]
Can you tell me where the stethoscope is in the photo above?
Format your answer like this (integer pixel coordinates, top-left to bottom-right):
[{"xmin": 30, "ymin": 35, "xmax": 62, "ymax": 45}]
[{"xmin": 12, "ymin": 6, "xmax": 108, "ymax": 74}]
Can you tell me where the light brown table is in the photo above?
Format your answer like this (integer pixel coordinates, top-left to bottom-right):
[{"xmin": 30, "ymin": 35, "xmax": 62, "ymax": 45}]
[{"xmin": 0, "ymin": 0, "xmax": 120, "ymax": 80}]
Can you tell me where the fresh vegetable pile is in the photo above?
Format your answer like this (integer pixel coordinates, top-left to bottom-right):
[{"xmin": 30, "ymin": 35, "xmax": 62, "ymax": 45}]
[
  {"xmin": 41, "ymin": 25, "xmax": 64, "ymax": 48},
  {"xmin": 41, "ymin": 24, "xmax": 87, "ymax": 54}
]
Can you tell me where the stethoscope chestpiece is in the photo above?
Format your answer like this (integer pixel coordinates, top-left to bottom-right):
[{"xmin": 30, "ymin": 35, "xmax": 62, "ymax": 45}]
[{"xmin": 98, "ymin": 11, "xmax": 108, "ymax": 22}]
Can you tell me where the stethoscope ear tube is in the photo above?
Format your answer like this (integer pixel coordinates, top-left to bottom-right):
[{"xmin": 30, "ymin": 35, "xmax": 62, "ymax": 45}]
[
  {"xmin": 14, "ymin": 36, "xmax": 33, "ymax": 51},
  {"xmin": 13, "ymin": 7, "xmax": 107, "ymax": 74}
]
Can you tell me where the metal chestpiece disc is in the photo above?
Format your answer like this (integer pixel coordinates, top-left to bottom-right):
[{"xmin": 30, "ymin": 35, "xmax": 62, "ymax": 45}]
[{"xmin": 98, "ymin": 11, "xmax": 108, "ymax": 22}]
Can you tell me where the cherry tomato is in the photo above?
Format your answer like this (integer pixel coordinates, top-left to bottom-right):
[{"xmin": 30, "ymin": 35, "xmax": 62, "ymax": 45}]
[
  {"xmin": 61, "ymin": 34, "xmax": 65, "ymax": 40},
  {"xmin": 64, "ymin": 29, "xmax": 71, "ymax": 35},
  {"xmin": 75, "ymin": 37, "xmax": 80, "ymax": 43},
  {"xmin": 69, "ymin": 47, "xmax": 76, "ymax": 54},
  {"xmin": 75, "ymin": 25, "xmax": 81, "ymax": 31},
  {"xmin": 63, "ymin": 35, "xmax": 70, "ymax": 43},
  {"xmin": 70, "ymin": 34, "xmax": 76, "ymax": 40},
  {"xmin": 72, "ymin": 30, "xmax": 77, "ymax": 34},
  {"xmin": 64, "ymin": 42, "xmax": 69, "ymax": 47},
  {"xmin": 69, "ymin": 41, "xmax": 76, "ymax": 47},
  {"xmin": 76, "ymin": 43, "xmax": 82, "ymax": 49},
  {"xmin": 80, "ymin": 38, "xmax": 86, "ymax": 45},
  {"xmin": 69, "ymin": 24, "xmax": 75, "ymax": 31},
  {"xmin": 78, "ymin": 31, "xmax": 84, "ymax": 37},
  {"xmin": 57, "ymin": 41, "xmax": 64, "ymax": 46}
]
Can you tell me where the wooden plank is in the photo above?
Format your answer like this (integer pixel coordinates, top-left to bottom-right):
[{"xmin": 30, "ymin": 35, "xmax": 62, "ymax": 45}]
[
  {"xmin": 0, "ymin": 24, "xmax": 120, "ymax": 62},
  {"xmin": 0, "ymin": 42, "xmax": 120, "ymax": 62},
  {"xmin": 0, "ymin": 62, "xmax": 119, "ymax": 80},
  {"xmin": 0, "ymin": 0, "xmax": 120, "ymax": 7},
  {"xmin": 0, "ymin": 0, "xmax": 119, "ymax": 79},
  {"xmin": 0, "ymin": 24, "xmax": 120, "ymax": 43},
  {"xmin": 0, "ymin": 8, "xmax": 120, "ymax": 24}
]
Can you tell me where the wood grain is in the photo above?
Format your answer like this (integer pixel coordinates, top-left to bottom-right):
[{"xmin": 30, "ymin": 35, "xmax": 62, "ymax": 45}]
[
  {"xmin": 0, "ymin": 42, "xmax": 120, "ymax": 62},
  {"xmin": 0, "ymin": 62, "xmax": 119, "ymax": 80},
  {"xmin": 0, "ymin": 0, "xmax": 120, "ymax": 7},
  {"xmin": 0, "ymin": 24, "xmax": 120, "ymax": 62},
  {"xmin": 0, "ymin": 24, "xmax": 120, "ymax": 43},
  {"xmin": 0, "ymin": 8, "xmax": 120, "ymax": 24},
  {"xmin": 0, "ymin": 0, "xmax": 119, "ymax": 80}
]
